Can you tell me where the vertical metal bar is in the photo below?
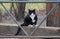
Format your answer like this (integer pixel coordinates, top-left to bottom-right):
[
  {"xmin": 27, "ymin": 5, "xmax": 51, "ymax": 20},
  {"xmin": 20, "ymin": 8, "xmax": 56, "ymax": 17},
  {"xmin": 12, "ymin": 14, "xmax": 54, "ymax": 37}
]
[
  {"xmin": 30, "ymin": 3, "xmax": 59, "ymax": 36},
  {"xmin": 1, "ymin": 3, "xmax": 28, "ymax": 36}
]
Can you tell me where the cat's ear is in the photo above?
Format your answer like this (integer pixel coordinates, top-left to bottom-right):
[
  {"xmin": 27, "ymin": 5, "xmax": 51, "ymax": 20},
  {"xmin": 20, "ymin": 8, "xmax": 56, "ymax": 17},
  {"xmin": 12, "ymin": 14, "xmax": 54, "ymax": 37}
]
[
  {"xmin": 33, "ymin": 9, "xmax": 35, "ymax": 11},
  {"xmin": 28, "ymin": 9, "xmax": 31, "ymax": 11}
]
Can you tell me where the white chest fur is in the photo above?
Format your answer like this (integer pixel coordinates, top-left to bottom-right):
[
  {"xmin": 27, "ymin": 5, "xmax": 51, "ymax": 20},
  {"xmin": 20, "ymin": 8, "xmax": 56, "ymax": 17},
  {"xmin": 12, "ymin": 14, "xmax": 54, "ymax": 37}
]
[{"xmin": 30, "ymin": 13, "xmax": 35, "ymax": 23}]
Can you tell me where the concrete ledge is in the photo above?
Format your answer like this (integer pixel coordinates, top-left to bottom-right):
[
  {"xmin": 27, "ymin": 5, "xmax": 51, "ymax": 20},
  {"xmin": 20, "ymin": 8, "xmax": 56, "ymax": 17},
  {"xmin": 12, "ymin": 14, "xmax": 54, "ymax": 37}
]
[
  {"xmin": 0, "ymin": 23, "xmax": 60, "ymax": 30},
  {"xmin": 0, "ymin": 23, "xmax": 60, "ymax": 36}
]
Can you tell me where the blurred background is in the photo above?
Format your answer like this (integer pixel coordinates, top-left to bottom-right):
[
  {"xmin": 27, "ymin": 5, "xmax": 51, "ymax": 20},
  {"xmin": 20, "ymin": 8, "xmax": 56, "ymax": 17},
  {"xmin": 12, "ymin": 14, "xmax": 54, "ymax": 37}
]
[{"xmin": 0, "ymin": 3, "xmax": 46, "ymax": 26}]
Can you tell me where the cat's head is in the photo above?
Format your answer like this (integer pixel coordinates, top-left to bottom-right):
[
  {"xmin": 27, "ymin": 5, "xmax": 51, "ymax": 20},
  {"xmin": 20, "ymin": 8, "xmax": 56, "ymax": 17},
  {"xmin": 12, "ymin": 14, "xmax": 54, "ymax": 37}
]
[{"xmin": 28, "ymin": 9, "xmax": 36, "ymax": 15}]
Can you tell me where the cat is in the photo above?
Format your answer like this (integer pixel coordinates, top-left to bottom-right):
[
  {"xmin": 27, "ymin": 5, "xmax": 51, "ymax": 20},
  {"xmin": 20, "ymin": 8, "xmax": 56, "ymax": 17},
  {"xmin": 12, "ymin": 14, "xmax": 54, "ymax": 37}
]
[{"xmin": 15, "ymin": 9, "xmax": 38, "ymax": 35}]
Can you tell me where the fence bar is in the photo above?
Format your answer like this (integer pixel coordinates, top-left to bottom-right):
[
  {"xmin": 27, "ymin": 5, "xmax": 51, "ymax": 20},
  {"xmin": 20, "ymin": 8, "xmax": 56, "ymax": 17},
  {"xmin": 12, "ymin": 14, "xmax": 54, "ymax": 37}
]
[
  {"xmin": 0, "ymin": 36, "xmax": 60, "ymax": 38},
  {"xmin": 0, "ymin": 0, "xmax": 60, "ymax": 3},
  {"xmin": 30, "ymin": 3, "xmax": 59, "ymax": 36},
  {"xmin": 1, "ymin": 3, "xmax": 28, "ymax": 36}
]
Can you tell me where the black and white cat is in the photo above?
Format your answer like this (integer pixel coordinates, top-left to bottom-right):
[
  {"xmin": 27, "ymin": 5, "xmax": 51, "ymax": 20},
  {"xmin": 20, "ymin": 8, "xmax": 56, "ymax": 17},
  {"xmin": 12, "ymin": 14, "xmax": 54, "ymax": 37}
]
[
  {"xmin": 21, "ymin": 9, "xmax": 38, "ymax": 26},
  {"xmin": 15, "ymin": 9, "xmax": 38, "ymax": 35}
]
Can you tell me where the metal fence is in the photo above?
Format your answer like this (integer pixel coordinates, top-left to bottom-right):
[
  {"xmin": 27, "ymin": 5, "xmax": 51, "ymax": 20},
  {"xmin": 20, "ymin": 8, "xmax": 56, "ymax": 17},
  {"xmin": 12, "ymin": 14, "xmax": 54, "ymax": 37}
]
[{"xmin": 0, "ymin": 2, "xmax": 59, "ymax": 36}]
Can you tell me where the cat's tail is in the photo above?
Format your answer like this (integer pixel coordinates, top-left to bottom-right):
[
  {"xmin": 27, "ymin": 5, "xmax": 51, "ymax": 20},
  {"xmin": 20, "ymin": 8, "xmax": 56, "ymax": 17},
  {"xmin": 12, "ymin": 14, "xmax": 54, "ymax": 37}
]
[
  {"xmin": 15, "ymin": 23, "xmax": 28, "ymax": 36},
  {"xmin": 15, "ymin": 27, "xmax": 22, "ymax": 36}
]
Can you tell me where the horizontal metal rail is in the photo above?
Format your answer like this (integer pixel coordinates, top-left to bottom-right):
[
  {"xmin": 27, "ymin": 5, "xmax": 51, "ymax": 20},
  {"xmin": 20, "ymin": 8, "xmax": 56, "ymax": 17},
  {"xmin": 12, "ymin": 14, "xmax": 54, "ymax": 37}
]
[
  {"xmin": 0, "ymin": 0, "xmax": 60, "ymax": 3},
  {"xmin": 0, "ymin": 36, "xmax": 60, "ymax": 38},
  {"xmin": 0, "ymin": 1, "xmax": 58, "ymax": 3}
]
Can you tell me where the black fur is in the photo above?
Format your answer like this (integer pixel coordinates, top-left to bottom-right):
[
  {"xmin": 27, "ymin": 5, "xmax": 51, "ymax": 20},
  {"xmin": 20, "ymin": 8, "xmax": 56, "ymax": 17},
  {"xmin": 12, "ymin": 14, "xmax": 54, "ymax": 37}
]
[
  {"xmin": 21, "ymin": 9, "xmax": 37, "ymax": 26},
  {"xmin": 15, "ymin": 9, "xmax": 38, "ymax": 35}
]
